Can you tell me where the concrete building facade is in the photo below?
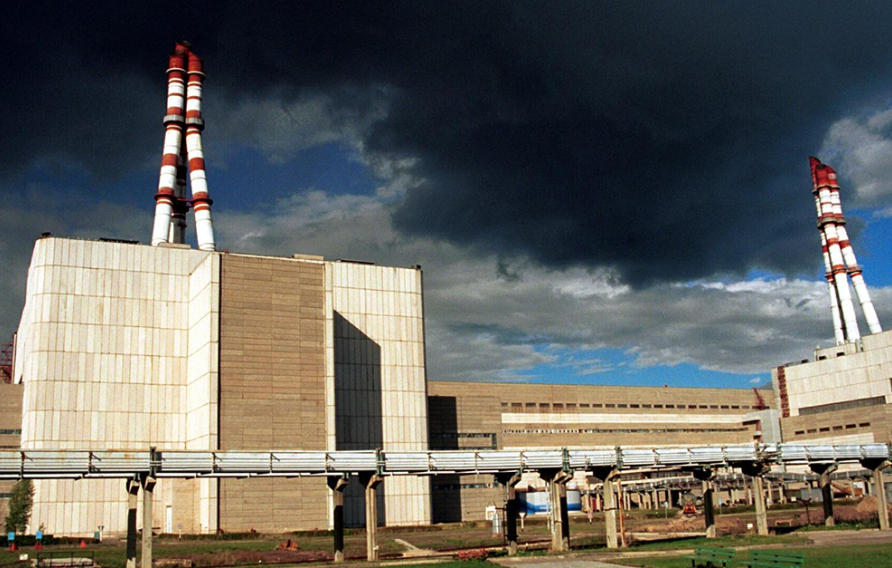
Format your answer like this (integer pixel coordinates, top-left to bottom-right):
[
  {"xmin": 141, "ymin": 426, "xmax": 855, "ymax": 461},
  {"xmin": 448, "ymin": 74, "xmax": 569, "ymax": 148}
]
[
  {"xmin": 773, "ymin": 329, "xmax": 892, "ymax": 445},
  {"xmin": 13, "ymin": 237, "xmax": 429, "ymax": 535}
]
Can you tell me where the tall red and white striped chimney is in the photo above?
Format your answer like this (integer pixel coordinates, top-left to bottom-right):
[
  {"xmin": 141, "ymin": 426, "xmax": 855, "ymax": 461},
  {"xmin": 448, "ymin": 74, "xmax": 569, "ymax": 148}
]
[
  {"xmin": 151, "ymin": 42, "xmax": 216, "ymax": 251},
  {"xmin": 810, "ymin": 157, "xmax": 882, "ymax": 343},
  {"xmin": 151, "ymin": 43, "xmax": 189, "ymax": 246}
]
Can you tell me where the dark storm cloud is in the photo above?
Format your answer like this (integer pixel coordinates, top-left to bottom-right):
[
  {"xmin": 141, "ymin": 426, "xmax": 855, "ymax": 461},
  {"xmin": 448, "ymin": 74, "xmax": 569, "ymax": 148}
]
[{"xmin": 3, "ymin": 2, "xmax": 892, "ymax": 284}]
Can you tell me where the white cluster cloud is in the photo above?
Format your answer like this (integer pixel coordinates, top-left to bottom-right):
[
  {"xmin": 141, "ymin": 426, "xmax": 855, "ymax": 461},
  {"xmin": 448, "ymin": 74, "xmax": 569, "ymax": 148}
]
[{"xmin": 821, "ymin": 107, "xmax": 892, "ymax": 208}]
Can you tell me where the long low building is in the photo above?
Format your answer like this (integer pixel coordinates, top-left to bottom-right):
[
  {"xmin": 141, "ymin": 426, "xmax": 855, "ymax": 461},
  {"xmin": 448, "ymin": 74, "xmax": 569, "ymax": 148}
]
[{"xmin": 427, "ymin": 381, "xmax": 777, "ymax": 521}]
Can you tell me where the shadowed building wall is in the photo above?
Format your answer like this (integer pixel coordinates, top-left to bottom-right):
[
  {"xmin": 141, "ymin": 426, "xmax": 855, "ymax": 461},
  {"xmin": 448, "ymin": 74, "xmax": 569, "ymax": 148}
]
[{"xmin": 0, "ymin": 383, "xmax": 22, "ymax": 521}]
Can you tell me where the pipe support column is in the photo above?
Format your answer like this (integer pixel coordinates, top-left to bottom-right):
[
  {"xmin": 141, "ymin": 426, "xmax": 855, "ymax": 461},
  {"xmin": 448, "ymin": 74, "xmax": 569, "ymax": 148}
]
[
  {"xmin": 361, "ymin": 474, "xmax": 383, "ymax": 561},
  {"xmin": 141, "ymin": 476, "xmax": 156, "ymax": 568},
  {"xmin": 327, "ymin": 476, "xmax": 349, "ymax": 562},
  {"xmin": 126, "ymin": 479, "xmax": 140, "ymax": 568}
]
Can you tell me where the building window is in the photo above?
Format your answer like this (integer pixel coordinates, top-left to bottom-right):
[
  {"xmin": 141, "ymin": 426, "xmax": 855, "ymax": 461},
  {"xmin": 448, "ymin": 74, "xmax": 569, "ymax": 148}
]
[
  {"xmin": 832, "ymin": 426, "xmax": 843, "ymax": 431},
  {"xmin": 699, "ymin": 405, "xmax": 708, "ymax": 409},
  {"xmin": 795, "ymin": 430, "xmax": 805, "ymax": 435},
  {"xmin": 605, "ymin": 403, "xmax": 615, "ymax": 408},
  {"xmin": 665, "ymin": 404, "xmax": 675, "ymax": 409},
  {"xmin": 807, "ymin": 429, "xmax": 817, "ymax": 434},
  {"xmin": 500, "ymin": 402, "xmax": 508, "ymax": 408},
  {"xmin": 859, "ymin": 422, "xmax": 871, "ymax": 428},
  {"xmin": 567, "ymin": 403, "xmax": 577, "ymax": 412},
  {"xmin": 846, "ymin": 424, "xmax": 856, "ymax": 429},
  {"xmin": 654, "ymin": 404, "xmax": 663, "ymax": 409},
  {"xmin": 511, "ymin": 403, "xmax": 523, "ymax": 411},
  {"xmin": 709, "ymin": 405, "xmax": 718, "ymax": 409},
  {"xmin": 731, "ymin": 405, "xmax": 740, "ymax": 409},
  {"xmin": 618, "ymin": 403, "xmax": 628, "ymax": 408},
  {"xmin": 525, "ymin": 403, "xmax": 536, "ymax": 412},
  {"xmin": 819, "ymin": 427, "xmax": 830, "ymax": 432},
  {"xmin": 688, "ymin": 405, "xmax": 697, "ymax": 409},
  {"xmin": 720, "ymin": 405, "xmax": 730, "ymax": 409},
  {"xmin": 580, "ymin": 403, "xmax": 590, "ymax": 408},
  {"xmin": 593, "ymin": 403, "xmax": 603, "ymax": 408},
  {"xmin": 553, "ymin": 404, "xmax": 564, "ymax": 413},
  {"xmin": 630, "ymin": 404, "xmax": 640, "ymax": 408}
]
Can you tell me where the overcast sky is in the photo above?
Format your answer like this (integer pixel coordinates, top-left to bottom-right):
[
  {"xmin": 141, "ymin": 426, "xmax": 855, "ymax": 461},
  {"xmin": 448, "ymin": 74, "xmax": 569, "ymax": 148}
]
[{"xmin": 3, "ymin": 2, "xmax": 892, "ymax": 388}]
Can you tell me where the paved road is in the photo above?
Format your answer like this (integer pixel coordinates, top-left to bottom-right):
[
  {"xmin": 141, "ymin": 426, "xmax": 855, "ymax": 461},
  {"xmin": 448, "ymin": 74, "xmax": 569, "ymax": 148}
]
[{"xmin": 491, "ymin": 559, "xmax": 629, "ymax": 568}]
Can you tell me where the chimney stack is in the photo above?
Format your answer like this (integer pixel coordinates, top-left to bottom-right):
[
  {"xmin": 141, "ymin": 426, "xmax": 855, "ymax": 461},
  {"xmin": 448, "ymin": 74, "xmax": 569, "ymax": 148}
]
[
  {"xmin": 151, "ymin": 42, "xmax": 216, "ymax": 251},
  {"xmin": 809, "ymin": 157, "xmax": 882, "ymax": 343}
]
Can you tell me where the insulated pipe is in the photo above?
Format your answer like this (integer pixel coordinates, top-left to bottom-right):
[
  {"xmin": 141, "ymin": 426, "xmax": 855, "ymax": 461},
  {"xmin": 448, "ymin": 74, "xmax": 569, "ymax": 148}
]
[
  {"xmin": 185, "ymin": 49, "xmax": 216, "ymax": 251},
  {"xmin": 813, "ymin": 161, "xmax": 861, "ymax": 341},
  {"xmin": 824, "ymin": 171, "xmax": 882, "ymax": 334},
  {"xmin": 151, "ymin": 43, "xmax": 189, "ymax": 246}
]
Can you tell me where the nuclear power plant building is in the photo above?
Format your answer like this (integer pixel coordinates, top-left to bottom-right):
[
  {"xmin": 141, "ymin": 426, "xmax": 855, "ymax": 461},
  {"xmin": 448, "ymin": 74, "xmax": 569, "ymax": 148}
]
[{"xmin": 13, "ymin": 237, "xmax": 430, "ymax": 535}]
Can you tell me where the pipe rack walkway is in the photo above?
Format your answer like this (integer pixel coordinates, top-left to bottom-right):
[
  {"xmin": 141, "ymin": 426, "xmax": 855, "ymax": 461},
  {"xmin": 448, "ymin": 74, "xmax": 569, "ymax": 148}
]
[
  {"xmin": 1, "ymin": 443, "xmax": 888, "ymax": 479},
  {"xmin": 2, "ymin": 443, "xmax": 889, "ymax": 564}
]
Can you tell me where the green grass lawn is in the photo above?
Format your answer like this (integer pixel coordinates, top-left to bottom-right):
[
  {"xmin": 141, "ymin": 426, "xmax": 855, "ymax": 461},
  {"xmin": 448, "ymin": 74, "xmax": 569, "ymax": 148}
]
[{"xmin": 617, "ymin": 543, "xmax": 892, "ymax": 568}]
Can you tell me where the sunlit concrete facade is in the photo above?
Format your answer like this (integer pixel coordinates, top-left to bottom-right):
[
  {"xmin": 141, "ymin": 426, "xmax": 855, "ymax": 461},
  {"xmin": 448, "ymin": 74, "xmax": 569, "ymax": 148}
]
[
  {"xmin": 773, "ymin": 329, "xmax": 892, "ymax": 445},
  {"xmin": 13, "ymin": 237, "xmax": 429, "ymax": 536}
]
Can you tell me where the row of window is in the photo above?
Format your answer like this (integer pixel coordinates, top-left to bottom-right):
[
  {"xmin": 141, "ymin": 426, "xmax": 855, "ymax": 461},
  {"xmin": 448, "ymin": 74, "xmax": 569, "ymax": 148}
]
[
  {"xmin": 501, "ymin": 402, "xmax": 752, "ymax": 412},
  {"xmin": 793, "ymin": 422, "xmax": 870, "ymax": 436},
  {"xmin": 503, "ymin": 427, "xmax": 748, "ymax": 435},
  {"xmin": 0, "ymin": 429, "xmax": 21, "ymax": 435},
  {"xmin": 433, "ymin": 483, "xmax": 496, "ymax": 491}
]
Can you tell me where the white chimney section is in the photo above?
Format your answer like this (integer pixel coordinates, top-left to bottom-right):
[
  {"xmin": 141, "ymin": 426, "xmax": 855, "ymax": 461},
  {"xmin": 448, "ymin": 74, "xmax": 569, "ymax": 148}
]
[
  {"xmin": 151, "ymin": 42, "xmax": 216, "ymax": 251},
  {"xmin": 810, "ymin": 157, "xmax": 883, "ymax": 343},
  {"xmin": 820, "ymin": 232, "xmax": 847, "ymax": 345},
  {"xmin": 826, "ymin": 179, "xmax": 882, "ymax": 334},
  {"xmin": 151, "ymin": 43, "xmax": 188, "ymax": 246}
]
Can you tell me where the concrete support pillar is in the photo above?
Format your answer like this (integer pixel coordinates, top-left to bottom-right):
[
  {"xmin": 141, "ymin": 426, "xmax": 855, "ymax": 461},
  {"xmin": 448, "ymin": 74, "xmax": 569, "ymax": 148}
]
[
  {"xmin": 691, "ymin": 469, "xmax": 716, "ymax": 539},
  {"xmin": 702, "ymin": 480, "xmax": 716, "ymax": 538},
  {"xmin": 766, "ymin": 480, "xmax": 774, "ymax": 506},
  {"xmin": 594, "ymin": 468, "xmax": 620, "ymax": 549},
  {"xmin": 651, "ymin": 489, "xmax": 658, "ymax": 510},
  {"xmin": 594, "ymin": 493, "xmax": 601, "ymax": 512},
  {"xmin": 126, "ymin": 479, "xmax": 140, "ymax": 568},
  {"xmin": 779, "ymin": 481, "xmax": 787, "ymax": 504},
  {"xmin": 361, "ymin": 474, "xmax": 383, "ymax": 561},
  {"xmin": 541, "ymin": 471, "xmax": 571, "ymax": 551},
  {"xmin": 623, "ymin": 490, "xmax": 630, "ymax": 511},
  {"xmin": 141, "ymin": 476, "xmax": 155, "ymax": 568},
  {"xmin": 496, "ymin": 473, "xmax": 521, "ymax": 555},
  {"xmin": 876, "ymin": 464, "xmax": 890, "ymax": 531},
  {"xmin": 745, "ymin": 479, "xmax": 753, "ymax": 506},
  {"xmin": 810, "ymin": 463, "xmax": 837, "ymax": 527},
  {"xmin": 327, "ymin": 476, "xmax": 349, "ymax": 562},
  {"xmin": 753, "ymin": 476, "xmax": 768, "ymax": 536}
]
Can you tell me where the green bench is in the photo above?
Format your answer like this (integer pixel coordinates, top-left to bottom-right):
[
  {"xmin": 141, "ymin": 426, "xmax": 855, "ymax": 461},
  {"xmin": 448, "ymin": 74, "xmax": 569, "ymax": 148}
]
[
  {"xmin": 685, "ymin": 547, "xmax": 736, "ymax": 567},
  {"xmin": 738, "ymin": 550, "xmax": 805, "ymax": 567}
]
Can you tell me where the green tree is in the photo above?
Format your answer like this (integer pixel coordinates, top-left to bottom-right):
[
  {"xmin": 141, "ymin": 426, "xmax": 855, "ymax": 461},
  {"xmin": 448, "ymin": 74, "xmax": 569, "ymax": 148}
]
[{"xmin": 4, "ymin": 479, "xmax": 34, "ymax": 534}]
